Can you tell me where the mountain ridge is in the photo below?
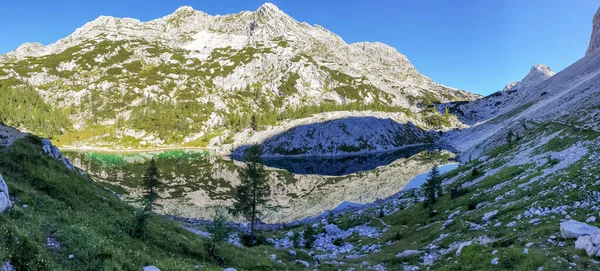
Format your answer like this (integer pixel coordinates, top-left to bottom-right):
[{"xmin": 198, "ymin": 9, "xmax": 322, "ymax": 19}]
[{"xmin": 0, "ymin": 3, "xmax": 479, "ymax": 154}]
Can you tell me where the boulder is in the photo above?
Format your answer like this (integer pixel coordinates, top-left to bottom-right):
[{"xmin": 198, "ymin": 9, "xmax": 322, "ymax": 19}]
[
  {"xmin": 482, "ymin": 210, "xmax": 498, "ymax": 222},
  {"xmin": 294, "ymin": 260, "xmax": 309, "ymax": 268},
  {"xmin": 41, "ymin": 139, "xmax": 52, "ymax": 146},
  {"xmin": 575, "ymin": 235, "xmax": 597, "ymax": 256},
  {"xmin": 560, "ymin": 220, "xmax": 600, "ymax": 239},
  {"xmin": 1, "ymin": 262, "xmax": 15, "ymax": 271},
  {"xmin": 223, "ymin": 268, "xmax": 237, "ymax": 271},
  {"xmin": 0, "ymin": 174, "xmax": 11, "ymax": 213},
  {"xmin": 42, "ymin": 144, "xmax": 52, "ymax": 155},
  {"xmin": 50, "ymin": 146, "xmax": 62, "ymax": 158},
  {"xmin": 142, "ymin": 267, "xmax": 161, "ymax": 271},
  {"xmin": 396, "ymin": 250, "xmax": 422, "ymax": 258},
  {"xmin": 324, "ymin": 224, "xmax": 343, "ymax": 236}
]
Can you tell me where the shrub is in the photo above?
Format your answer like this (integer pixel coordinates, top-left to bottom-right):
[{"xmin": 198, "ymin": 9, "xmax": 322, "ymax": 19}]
[
  {"xmin": 327, "ymin": 211, "xmax": 335, "ymax": 225},
  {"xmin": 333, "ymin": 238, "xmax": 344, "ymax": 247},
  {"xmin": 130, "ymin": 211, "xmax": 149, "ymax": 239},
  {"xmin": 471, "ymin": 167, "xmax": 483, "ymax": 177},
  {"xmin": 290, "ymin": 232, "xmax": 300, "ymax": 248},
  {"xmin": 205, "ymin": 209, "xmax": 229, "ymax": 265},
  {"xmin": 467, "ymin": 199, "xmax": 479, "ymax": 210},
  {"xmin": 241, "ymin": 234, "xmax": 267, "ymax": 247},
  {"xmin": 450, "ymin": 187, "xmax": 469, "ymax": 199},
  {"xmin": 303, "ymin": 226, "xmax": 317, "ymax": 249},
  {"xmin": 387, "ymin": 231, "xmax": 404, "ymax": 242}
]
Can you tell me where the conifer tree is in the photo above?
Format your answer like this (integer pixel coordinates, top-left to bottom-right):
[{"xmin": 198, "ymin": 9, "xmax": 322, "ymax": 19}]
[
  {"xmin": 132, "ymin": 158, "xmax": 161, "ymax": 238},
  {"xmin": 230, "ymin": 145, "xmax": 270, "ymax": 245}
]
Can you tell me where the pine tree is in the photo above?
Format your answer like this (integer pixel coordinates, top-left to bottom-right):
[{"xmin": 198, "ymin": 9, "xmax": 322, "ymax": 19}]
[
  {"xmin": 230, "ymin": 145, "xmax": 270, "ymax": 245},
  {"xmin": 423, "ymin": 165, "xmax": 441, "ymax": 215},
  {"xmin": 428, "ymin": 164, "xmax": 443, "ymax": 198},
  {"xmin": 251, "ymin": 114, "xmax": 258, "ymax": 131},
  {"xmin": 132, "ymin": 158, "xmax": 161, "ymax": 238},
  {"xmin": 142, "ymin": 158, "xmax": 160, "ymax": 212}
]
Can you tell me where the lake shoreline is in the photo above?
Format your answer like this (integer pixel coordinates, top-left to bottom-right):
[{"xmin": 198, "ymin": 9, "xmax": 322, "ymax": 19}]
[{"xmin": 60, "ymin": 142, "xmax": 455, "ymax": 159}]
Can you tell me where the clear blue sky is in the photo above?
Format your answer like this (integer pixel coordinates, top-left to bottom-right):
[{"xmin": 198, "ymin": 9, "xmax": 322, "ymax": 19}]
[{"xmin": 0, "ymin": 0, "xmax": 597, "ymax": 95}]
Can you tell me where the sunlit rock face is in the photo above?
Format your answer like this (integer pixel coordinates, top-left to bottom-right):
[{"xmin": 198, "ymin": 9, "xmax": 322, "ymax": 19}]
[
  {"xmin": 586, "ymin": 7, "xmax": 600, "ymax": 56},
  {"xmin": 65, "ymin": 147, "xmax": 454, "ymax": 223},
  {"xmin": 0, "ymin": 3, "xmax": 478, "ymax": 150}
]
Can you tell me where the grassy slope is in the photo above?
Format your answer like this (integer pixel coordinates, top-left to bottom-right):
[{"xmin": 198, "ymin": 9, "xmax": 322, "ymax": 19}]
[
  {"xmin": 255, "ymin": 121, "xmax": 600, "ymax": 270},
  {"xmin": 3, "ymin": 120, "xmax": 599, "ymax": 271},
  {"xmin": 0, "ymin": 136, "xmax": 303, "ymax": 271}
]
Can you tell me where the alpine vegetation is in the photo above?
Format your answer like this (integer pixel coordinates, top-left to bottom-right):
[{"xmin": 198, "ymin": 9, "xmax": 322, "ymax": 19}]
[{"xmin": 0, "ymin": 3, "xmax": 599, "ymax": 271}]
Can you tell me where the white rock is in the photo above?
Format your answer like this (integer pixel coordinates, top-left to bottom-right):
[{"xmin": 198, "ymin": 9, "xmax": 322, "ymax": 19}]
[
  {"xmin": 294, "ymin": 260, "xmax": 309, "ymax": 267},
  {"xmin": 560, "ymin": 220, "xmax": 600, "ymax": 239},
  {"xmin": 507, "ymin": 221, "xmax": 517, "ymax": 227},
  {"xmin": 324, "ymin": 224, "xmax": 343, "ymax": 236},
  {"xmin": 575, "ymin": 235, "xmax": 598, "ymax": 256},
  {"xmin": 587, "ymin": 216, "xmax": 597, "ymax": 223},
  {"xmin": 592, "ymin": 233, "xmax": 600, "ymax": 245},
  {"xmin": 492, "ymin": 250, "xmax": 498, "ymax": 255},
  {"xmin": 223, "ymin": 268, "xmax": 237, "ymax": 271},
  {"xmin": 524, "ymin": 248, "xmax": 529, "ymax": 254},
  {"xmin": 1, "ymin": 262, "xmax": 15, "ymax": 271},
  {"xmin": 491, "ymin": 257, "xmax": 499, "ymax": 265},
  {"xmin": 482, "ymin": 210, "xmax": 498, "ymax": 222},
  {"xmin": 288, "ymin": 250, "xmax": 296, "ymax": 256},
  {"xmin": 0, "ymin": 174, "xmax": 11, "ymax": 213},
  {"xmin": 68, "ymin": 254, "xmax": 75, "ymax": 259},
  {"xmin": 396, "ymin": 250, "xmax": 422, "ymax": 258}
]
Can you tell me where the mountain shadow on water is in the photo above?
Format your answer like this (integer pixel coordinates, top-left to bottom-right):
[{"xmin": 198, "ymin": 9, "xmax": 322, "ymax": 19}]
[
  {"xmin": 231, "ymin": 116, "xmax": 449, "ymax": 176},
  {"xmin": 247, "ymin": 145, "xmax": 448, "ymax": 176}
]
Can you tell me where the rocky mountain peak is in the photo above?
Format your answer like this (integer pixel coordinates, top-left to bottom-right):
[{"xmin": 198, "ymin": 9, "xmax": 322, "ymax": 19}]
[
  {"xmin": 586, "ymin": 7, "xmax": 600, "ymax": 56},
  {"xmin": 503, "ymin": 64, "xmax": 554, "ymax": 91},
  {"xmin": 7, "ymin": 42, "xmax": 48, "ymax": 58},
  {"xmin": 256, "ymin": 3, "xmax": 284, "ymax": 15},
  {"xmin": 173, "ymin": 6, "xmax": 195, "ymax": 14}
]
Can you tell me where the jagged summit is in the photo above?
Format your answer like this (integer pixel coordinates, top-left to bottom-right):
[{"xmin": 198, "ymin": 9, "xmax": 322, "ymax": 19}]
[
  {"xmin": 257, "ymin": 2, "xmax": 283, "ymax": 13},
  {"xmin": 586, "ymin": 7, "xmax": 600, "ymax": 56},
  {"xmin": 173, "ymin": 6, "xmax": 195, "ymax": 14},
  {"xmin": 503, "ymin": 64, "xmax": 554, "ymax": 91},
  {"xmin": 0, "ymin": 2, "xmax": 479, "ymax": 150}
]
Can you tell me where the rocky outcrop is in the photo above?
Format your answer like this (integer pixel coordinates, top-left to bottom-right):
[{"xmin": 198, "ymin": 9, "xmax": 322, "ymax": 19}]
[
  {"xmin": 586, "ymin": 7, "xmax": 600, "ymax": 56},
  {"xmin": 234, "ymin": 116, "xmax": 433, "ymax": 157},
  {"xmin": 0, "ymin": 174, "xmax": 11, "ymax": 213},
  {"xmin": 41, "ymin": 139, "xmax": 76, "ymax": 171},
  {"xmin": 503, "ymin": 64, "xmax": 555, "ymax": 91},
  {"xmin": 560, "ymin": 219, "xmax": 599, "ymax": 239}
]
